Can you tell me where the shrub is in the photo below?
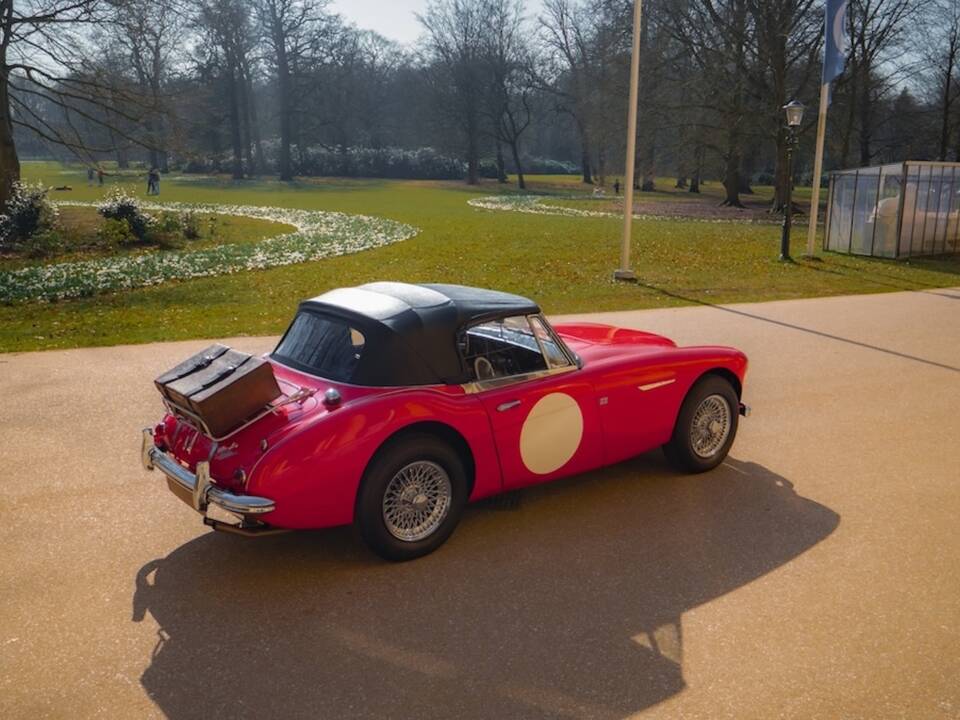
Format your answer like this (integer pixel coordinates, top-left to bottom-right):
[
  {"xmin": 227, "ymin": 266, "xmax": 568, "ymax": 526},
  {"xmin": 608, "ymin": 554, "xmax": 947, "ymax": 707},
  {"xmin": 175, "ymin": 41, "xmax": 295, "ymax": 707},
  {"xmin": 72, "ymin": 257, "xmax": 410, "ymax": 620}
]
[
  {"xmin": 98, "ymin": 188, "xmax": 154, "ymax": 241},
  {"xmin": 97, "ymin": 218, "xmax": 137, "ymax": 247},
  {"xmin": 155, "ymin": 211, "xmax": 183, "ymax": 233},
  {"xmin": 20, "ymin": 229, "xmax": 64, "ymax": 258},
  {"xmin": 180, "ymin": 211, "xmax": 201, "ymax": 240},
  {"xmin": 0, "ymin": 182, "xmax": 60, "ymax": 250}
]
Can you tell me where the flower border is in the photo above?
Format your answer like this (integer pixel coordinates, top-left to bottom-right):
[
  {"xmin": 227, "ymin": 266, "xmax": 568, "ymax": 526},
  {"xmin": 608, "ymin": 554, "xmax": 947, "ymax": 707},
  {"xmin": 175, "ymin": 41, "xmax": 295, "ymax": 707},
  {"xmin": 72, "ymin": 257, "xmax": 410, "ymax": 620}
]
[
  {"xmin": 467, "ymin": 194, "xmax": 787, "ymax": 225},
  {"xmin": 0, "ymin": 201, "xmax": 418, "ymax": 303}
]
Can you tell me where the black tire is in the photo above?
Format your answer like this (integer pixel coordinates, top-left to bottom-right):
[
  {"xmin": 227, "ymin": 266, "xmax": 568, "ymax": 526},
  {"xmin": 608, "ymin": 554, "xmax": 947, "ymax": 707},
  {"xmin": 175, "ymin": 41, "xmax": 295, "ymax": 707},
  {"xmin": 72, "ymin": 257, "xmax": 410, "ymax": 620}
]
[
  {"xmin": 663, "ymin": 375, "xmax": 739, "ymax": 473},
  {"xmin": 356, "ymin": 433, "xmax": 468, "ymax": 561}
]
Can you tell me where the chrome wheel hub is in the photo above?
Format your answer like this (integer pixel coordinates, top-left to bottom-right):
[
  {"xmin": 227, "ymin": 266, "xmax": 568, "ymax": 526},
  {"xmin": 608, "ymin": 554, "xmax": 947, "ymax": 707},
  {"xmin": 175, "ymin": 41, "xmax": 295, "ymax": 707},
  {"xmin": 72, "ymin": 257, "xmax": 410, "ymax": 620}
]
[
  {"xmin": 382, "ymin": 460, "xmax": 452, "ymax": 542},
  {"xmin": 691, "ymin": 394, "xmax": 732, "ymax": 458}
]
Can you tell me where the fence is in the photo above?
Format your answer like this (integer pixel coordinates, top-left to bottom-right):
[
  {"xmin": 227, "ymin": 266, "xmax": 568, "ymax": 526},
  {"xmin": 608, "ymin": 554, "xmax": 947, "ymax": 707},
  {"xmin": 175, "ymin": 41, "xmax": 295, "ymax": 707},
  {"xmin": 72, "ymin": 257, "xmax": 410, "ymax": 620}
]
[{"xmin": 824, "ymin": 161, "xmax": 960, "ymax": 258}]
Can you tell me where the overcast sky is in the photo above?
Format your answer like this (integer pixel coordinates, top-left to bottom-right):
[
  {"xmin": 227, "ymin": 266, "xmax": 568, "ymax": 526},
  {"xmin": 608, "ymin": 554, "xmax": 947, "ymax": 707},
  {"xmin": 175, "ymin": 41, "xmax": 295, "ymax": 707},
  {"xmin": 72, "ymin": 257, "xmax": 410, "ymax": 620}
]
[{"xmin": 329, "ymin": 0, "xmax": 545, "ymax": 47}]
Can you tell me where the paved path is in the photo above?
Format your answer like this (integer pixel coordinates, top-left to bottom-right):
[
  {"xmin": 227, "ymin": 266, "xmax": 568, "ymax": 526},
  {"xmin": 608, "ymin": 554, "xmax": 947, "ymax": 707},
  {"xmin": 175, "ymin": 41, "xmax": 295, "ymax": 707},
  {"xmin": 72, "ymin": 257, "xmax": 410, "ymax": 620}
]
[{"xmin": 1, "ymin": 288, "xmax": 958, "ymax": 719}]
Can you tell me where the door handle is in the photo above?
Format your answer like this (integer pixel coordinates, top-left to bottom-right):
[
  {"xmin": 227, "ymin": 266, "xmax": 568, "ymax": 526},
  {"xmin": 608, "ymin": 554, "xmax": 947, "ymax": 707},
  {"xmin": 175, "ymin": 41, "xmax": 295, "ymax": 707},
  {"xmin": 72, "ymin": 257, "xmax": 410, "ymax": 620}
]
[{"xmin": 497, "ymin": 400, "xmax": 521, "ymax": 412}]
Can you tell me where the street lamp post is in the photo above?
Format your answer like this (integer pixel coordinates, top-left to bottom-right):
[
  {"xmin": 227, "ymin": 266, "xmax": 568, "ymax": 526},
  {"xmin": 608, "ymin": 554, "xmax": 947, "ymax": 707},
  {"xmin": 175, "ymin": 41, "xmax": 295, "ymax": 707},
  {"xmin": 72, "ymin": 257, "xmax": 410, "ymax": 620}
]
[
  {"xmin": 615, "ymin": 0, "xmax": 644, "ymax": 281},
  {"xmin": 780, "ymin": 100, "xmax": 805, "ymax": 262}
]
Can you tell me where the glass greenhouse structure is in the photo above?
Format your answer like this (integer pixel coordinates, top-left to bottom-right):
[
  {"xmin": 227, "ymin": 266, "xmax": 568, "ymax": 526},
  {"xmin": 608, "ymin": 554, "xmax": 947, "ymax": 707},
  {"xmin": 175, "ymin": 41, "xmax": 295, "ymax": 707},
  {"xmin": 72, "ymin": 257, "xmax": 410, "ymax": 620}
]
[{"xmin": 825, "ymin": 161, "xmax": 960, "ymax": 258}]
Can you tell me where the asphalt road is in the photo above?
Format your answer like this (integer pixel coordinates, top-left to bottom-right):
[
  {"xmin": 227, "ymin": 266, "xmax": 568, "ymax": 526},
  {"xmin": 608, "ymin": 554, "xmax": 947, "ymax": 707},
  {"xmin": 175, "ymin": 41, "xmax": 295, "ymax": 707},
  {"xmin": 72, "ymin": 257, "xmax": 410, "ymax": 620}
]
[{"xmin": 1, "ymin": 288, "xmax": 958, "ymax": 719}]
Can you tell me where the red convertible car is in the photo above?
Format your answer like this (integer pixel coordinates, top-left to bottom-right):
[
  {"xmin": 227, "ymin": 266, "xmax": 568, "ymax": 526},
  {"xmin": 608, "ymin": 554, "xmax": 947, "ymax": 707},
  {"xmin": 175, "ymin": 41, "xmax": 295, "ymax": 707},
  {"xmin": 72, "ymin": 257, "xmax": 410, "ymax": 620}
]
[{"xmin": 142, "ymin": 282, "xmax": 749, "ymax": 560}]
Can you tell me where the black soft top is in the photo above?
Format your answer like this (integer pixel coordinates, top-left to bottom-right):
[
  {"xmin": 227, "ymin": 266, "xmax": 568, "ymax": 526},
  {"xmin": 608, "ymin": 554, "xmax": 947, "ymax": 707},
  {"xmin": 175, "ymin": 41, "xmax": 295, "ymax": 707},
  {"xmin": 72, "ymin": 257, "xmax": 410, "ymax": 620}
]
[{"xmin": 280, "ymin": 282, "xmax": 540, "ymax": 386}]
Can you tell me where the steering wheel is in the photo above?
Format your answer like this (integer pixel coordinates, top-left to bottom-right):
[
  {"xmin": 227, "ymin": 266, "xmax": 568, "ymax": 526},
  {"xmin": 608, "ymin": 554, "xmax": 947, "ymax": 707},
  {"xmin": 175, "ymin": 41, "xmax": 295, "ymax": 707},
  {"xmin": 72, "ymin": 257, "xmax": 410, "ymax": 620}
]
[{"xmin": 474, "ymin": 357, "xmax": 496, "ymax": 381}]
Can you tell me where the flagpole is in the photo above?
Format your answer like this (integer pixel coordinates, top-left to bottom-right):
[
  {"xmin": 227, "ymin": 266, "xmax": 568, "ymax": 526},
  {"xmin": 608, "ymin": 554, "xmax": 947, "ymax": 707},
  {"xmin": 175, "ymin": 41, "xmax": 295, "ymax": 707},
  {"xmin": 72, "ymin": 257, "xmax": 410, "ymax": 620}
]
[
  {"xmin": 805, "ymin": 82, "xmax": 830, "ymax": 256},
  {"xmin": 615, "ymin": 0, "xmax": 643, "ymax": 281}
]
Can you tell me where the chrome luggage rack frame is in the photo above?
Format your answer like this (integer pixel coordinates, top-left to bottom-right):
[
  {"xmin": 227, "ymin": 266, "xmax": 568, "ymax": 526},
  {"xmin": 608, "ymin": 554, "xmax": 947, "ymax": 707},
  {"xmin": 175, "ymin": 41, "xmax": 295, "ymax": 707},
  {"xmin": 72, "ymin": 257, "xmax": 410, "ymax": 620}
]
[{"xmin": 162, "ymin": 385, "xmax": 316, "ymax": 442}]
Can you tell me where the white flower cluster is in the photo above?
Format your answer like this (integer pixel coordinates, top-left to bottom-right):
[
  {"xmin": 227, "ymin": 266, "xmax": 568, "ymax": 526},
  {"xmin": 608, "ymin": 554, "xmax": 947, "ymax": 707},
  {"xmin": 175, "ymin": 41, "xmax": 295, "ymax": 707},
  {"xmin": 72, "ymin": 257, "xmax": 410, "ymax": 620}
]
[
  {"xmin": 468, "ymin": 195, "xmax": 612, "ymax": 218},
  {"xmin": 467, "ymin": 194, "xmax": 783, "ymax": 225},
  {"xmin": 0, "ymin": 200, "xmax": 418, "ymax": 303}
]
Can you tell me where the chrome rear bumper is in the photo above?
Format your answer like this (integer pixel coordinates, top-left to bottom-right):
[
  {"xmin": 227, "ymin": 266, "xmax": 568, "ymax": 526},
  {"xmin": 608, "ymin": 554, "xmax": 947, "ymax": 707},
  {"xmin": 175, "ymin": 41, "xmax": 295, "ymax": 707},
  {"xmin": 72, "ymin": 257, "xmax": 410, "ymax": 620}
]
[{"xmin": 141, "ymin": 429, "xmax": 275, "ymax": 515}]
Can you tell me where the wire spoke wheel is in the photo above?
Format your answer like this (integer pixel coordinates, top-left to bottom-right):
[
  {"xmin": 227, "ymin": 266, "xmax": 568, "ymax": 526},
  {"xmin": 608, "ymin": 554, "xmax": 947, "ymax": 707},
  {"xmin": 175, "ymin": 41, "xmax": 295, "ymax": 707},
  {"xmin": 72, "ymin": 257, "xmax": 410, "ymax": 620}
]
[
  {"xmin": 382, "ymin": 460, "xmax": 452, "ymax": 542},
  {"xmin": 690, "ymin": 394, "xmax": 732, "ymax": 459}
]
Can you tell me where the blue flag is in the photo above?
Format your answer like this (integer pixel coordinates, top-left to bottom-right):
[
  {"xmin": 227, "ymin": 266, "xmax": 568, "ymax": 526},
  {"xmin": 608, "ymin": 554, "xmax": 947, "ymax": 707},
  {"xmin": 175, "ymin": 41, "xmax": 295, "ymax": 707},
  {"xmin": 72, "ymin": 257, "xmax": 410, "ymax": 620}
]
[{"xmin": 823, "ymin": 0, "xmax": 849, "ymax": 85}]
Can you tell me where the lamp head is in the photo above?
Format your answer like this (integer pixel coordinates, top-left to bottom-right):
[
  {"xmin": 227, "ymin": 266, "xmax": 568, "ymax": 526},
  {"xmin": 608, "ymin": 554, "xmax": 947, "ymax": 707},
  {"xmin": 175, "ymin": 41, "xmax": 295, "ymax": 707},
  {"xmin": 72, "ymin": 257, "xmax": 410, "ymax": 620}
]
[{"xmin": 783, "ymin": 100, "xmax": 805, "ymax": 128}]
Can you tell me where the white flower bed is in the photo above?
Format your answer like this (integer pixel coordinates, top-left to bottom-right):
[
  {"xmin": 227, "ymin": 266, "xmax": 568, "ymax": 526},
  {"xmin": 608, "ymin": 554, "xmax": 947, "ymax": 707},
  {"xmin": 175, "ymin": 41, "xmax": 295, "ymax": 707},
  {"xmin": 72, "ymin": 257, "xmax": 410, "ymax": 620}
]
[
  {"xmin": 468, "ymin": 195, "xmax": 613, "ymax": 218},
  {"xmin": 468, "ymin": 194, "xmax": 782, "ymax": 224},
  {"xmin": 0, "ymin": 200, "xmax": 417, "ymax": 303}
]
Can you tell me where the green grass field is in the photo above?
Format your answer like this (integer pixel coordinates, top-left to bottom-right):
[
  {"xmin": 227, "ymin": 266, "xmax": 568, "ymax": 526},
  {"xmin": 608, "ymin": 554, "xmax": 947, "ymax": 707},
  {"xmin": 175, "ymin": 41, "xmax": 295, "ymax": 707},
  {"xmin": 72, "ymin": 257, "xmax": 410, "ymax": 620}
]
[{"xmin": 1, "ymin": 161, "xmax": 957, "ymax": 353}]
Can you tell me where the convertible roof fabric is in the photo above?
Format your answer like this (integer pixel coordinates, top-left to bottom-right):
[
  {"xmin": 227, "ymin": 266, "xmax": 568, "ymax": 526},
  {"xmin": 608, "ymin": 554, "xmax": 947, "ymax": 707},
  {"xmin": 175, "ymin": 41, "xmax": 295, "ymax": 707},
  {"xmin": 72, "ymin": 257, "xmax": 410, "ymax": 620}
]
[{"xmin": 282, "ymin": 282, "xmax": 540, "ymax": 386}]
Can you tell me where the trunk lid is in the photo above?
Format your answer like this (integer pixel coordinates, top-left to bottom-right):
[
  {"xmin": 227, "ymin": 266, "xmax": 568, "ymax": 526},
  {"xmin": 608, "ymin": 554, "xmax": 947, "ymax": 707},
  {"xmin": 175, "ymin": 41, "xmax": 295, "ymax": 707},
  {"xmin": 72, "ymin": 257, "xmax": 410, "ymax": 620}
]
[{"xmin": 154, "ymin": 361, "xmax": 359, "ymax": 493}]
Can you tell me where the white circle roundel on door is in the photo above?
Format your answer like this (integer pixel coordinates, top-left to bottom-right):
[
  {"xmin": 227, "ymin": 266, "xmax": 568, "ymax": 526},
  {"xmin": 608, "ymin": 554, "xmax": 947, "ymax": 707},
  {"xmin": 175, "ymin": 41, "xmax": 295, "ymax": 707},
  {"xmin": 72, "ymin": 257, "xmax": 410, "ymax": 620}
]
[{"xmin": 519, "ymin": 392, "xmax": 584, "ymax": 475}]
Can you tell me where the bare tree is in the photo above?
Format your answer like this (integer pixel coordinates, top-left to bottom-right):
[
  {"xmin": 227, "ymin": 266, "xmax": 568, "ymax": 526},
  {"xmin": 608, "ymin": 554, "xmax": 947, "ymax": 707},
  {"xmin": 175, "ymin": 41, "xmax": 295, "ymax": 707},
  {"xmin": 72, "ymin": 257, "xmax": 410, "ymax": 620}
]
[
  {"xmin": 925, "ymin": 0, "xmax": 960, "ymax": 160},
  {"xmin": 746, "ymin": 0, "xmax": 820, "ymax": 212},
  {"xmin": 539, "ymin": 0, "xmax": 600, "ymax": 184},
  {"xmin": 481, "ymin": 0, "xmax": 534, "ymax": 189},
  {"xmin": 1, "ymin": 1, "xmax": 139, "ymax": 209},
  {"xmin": 106, "ymin": 0, "xmax": 185, "ymax": 172},
  {"xmin": 419, "ymin": 0, "xmax": 487, "ymax": 184},
  {"xmin": 838, "ymin": 0, "xmax": 921, "ymax": 167},
  {"xmin": 256, "ymin": 0, "xmax": 334, "ymax": 181},
  {"xmin": 669, "ymin": 0, "xmax": 755, "ymax": 207}
]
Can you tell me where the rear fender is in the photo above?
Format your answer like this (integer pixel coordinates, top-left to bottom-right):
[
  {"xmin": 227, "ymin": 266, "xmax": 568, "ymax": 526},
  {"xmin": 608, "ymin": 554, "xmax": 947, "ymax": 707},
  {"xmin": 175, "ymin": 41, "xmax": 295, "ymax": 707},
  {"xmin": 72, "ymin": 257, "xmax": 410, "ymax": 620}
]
[{"xmin": 246, "ymin": 388, "xmax": 500, "ymax": 529}]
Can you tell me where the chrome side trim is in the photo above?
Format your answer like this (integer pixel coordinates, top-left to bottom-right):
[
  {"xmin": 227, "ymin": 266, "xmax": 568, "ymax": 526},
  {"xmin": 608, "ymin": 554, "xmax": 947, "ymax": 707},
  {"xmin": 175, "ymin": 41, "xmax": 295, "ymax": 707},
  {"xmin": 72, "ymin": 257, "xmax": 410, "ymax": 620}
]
[
  {"xmin": 638, "ymin": 379, "xmax": 676, "ymax": 392},
  {"xmin": 460, "ymin": 364, "xmax": 577, "ymax": 394},
  {"xmin": 141, "ymin": 429, "xmax": 275, "ymax": 515}
]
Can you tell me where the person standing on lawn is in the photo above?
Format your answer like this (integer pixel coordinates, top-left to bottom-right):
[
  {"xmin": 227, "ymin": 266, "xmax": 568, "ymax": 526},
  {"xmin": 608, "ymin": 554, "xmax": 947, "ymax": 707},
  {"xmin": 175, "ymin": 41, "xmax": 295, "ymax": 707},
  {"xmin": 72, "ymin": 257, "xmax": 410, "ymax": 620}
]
[
  {"xmin": 147, "ymin": 167, "xmax": 160, "ymax": 195},
  {"xmin": 97, "ymin": 166, "xmax": 105, "ymax": 186},
  {"xmin": 87, "ymin": 167, "xmax": 95, "ymax": 186}
]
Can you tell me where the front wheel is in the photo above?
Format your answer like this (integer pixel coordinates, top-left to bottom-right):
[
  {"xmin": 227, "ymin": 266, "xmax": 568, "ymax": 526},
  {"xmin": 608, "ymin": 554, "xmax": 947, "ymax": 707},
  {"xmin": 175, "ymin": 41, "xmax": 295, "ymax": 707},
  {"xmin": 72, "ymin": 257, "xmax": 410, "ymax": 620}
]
[
  {"xmin": 356, "ymin": 433, "xmax": 468, "ymax": 561},
  {"xmin": 664, "ymin": 375, "xmax": 739, "ymax": 473}
]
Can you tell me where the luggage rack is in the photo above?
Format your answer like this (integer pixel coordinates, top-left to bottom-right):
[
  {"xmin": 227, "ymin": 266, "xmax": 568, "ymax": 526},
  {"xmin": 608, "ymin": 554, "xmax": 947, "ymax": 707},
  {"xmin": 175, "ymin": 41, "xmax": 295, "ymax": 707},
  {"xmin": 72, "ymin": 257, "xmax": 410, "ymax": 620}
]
[{"xmin": 163, "ymin": 386, "xmax": 316, "ymax": 441}]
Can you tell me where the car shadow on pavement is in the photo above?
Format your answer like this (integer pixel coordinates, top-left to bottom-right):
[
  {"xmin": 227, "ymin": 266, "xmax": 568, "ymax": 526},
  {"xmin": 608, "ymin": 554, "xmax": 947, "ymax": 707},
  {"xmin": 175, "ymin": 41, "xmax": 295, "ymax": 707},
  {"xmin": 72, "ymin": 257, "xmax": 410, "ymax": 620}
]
[{"xmin": 132, "ymin": 455, "xmax": 838, "ymax": 720}]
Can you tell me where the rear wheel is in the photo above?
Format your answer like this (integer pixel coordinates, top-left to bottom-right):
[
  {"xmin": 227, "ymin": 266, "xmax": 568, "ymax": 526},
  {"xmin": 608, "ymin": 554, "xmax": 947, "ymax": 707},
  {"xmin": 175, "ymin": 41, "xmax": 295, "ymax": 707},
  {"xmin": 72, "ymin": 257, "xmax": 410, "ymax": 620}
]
[
  {"xmin": 356, "ymin": 433, "xmax": 468, "ymax": 561},
  {"xmin": 664, "ymin": 375, "xmax": 739, "ymax": 473}
]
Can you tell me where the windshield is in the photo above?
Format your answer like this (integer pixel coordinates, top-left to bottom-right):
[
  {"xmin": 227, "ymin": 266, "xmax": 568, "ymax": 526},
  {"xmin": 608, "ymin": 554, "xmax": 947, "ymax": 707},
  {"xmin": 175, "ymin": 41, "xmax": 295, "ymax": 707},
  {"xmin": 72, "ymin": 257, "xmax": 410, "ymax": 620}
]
[{"xmin": 272, "ymin": 312, "xmax": 366, "ymax": 382}]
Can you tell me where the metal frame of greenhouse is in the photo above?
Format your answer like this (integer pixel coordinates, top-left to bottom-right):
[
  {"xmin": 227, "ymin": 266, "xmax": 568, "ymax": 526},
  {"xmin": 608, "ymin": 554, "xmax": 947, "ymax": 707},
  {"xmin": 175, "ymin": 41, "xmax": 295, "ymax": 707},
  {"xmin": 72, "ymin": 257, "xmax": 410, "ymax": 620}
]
[{"xmin": 824, "ymin": 160, "xmax": 960, "ymax": 259}]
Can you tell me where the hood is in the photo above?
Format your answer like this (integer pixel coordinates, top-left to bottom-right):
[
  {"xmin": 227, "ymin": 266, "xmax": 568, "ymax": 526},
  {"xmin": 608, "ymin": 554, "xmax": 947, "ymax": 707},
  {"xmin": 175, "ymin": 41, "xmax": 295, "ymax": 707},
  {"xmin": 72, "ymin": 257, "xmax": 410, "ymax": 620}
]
[{"xmin": 554, "ymin": 322, "xmax": 676, "ymax": 362}]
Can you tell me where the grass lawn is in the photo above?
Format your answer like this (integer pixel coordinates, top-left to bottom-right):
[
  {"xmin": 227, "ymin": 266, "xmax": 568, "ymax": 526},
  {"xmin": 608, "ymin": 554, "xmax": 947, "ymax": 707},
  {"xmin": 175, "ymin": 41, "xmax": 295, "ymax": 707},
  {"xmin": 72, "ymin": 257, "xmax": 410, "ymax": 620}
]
[{"xmin": 1, "ymin": 161, "xmax": 957, "ymax": 353}]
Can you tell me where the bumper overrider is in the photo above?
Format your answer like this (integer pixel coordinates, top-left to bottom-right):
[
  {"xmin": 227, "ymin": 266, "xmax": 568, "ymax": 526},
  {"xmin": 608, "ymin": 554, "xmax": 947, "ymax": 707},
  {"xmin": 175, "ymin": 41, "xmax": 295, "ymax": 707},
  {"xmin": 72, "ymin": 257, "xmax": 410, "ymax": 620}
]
[{"xmin": 141, "ymin": 429, "xmax": 284, "ymax": 536}]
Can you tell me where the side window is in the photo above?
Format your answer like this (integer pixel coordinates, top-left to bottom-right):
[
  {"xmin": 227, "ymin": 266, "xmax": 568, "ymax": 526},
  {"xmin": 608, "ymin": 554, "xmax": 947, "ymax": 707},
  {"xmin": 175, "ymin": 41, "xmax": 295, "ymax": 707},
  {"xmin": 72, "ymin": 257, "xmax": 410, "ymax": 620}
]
[
  {"xmin": 462, "ymin": 316, "xmax": 547, "ymax": 381},
  {"xmin": 529, "ymin": 316, "xmax": 571, "ymax": 369}
]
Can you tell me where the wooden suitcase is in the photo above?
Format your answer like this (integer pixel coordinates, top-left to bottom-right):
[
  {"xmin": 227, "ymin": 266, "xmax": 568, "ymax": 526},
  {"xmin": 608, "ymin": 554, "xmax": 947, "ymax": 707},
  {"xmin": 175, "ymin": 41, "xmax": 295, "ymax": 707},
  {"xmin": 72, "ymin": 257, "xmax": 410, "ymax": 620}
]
[
  {"xmin": 154, "ymin": 344, "xmax": 229, "ymax": 401},
  {"xmin": 155, "ymin": 346, "xmax": 281, "ymax": 437}
]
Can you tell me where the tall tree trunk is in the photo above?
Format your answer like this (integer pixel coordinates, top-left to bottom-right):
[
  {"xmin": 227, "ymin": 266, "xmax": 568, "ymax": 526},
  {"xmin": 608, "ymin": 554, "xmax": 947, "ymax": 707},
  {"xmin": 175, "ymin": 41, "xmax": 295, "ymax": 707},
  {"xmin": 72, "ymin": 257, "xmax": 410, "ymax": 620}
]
[
  {"xmin": 495, "ymin": 141, "xmax": 506, "ymax": 183},
  {"xmin": 465, "ymin": 112, "xmax": 479, "ymax": 185},
  {"xmin": 689, "ymin": 143, "xmax": 703, "ymax": 193},
  {"xmin": 275, "ymin": 46, "xmax": 293, "ymax": 181},
  {"xmin": 509, "ymin": 139, "xmax": 525, "ymax": 190},
  {"xmin": 227, "ymin": 71, "xmax": 244, "ymax": 180},
  {"xmin": 939, "ymin": 53, "xmax": 955, "ymax": 161},
  {"xmin": 0, "ymin": 71, "xmax": 19, "ymax": 213},
  {"xmin": 857, "ymin": 66, "xmax": 872, "ymax": 166},
  {"xmin": 243, "ymin": 65, "xmax": 265, "ymax": 174},
  {"xmin": 722, "ymin": 149, "xmax": 745, "ymax": 208},
  {"xmin": 239, "ymin": 71, "xmax": 254, "ymax": 173},
  {"xmin": 575, "ymin": 117, "xmax": 593, "ymax": 183},
  {"xmin": 640, "ymin": 139, "xmax": 655, "ymax": 192}
]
